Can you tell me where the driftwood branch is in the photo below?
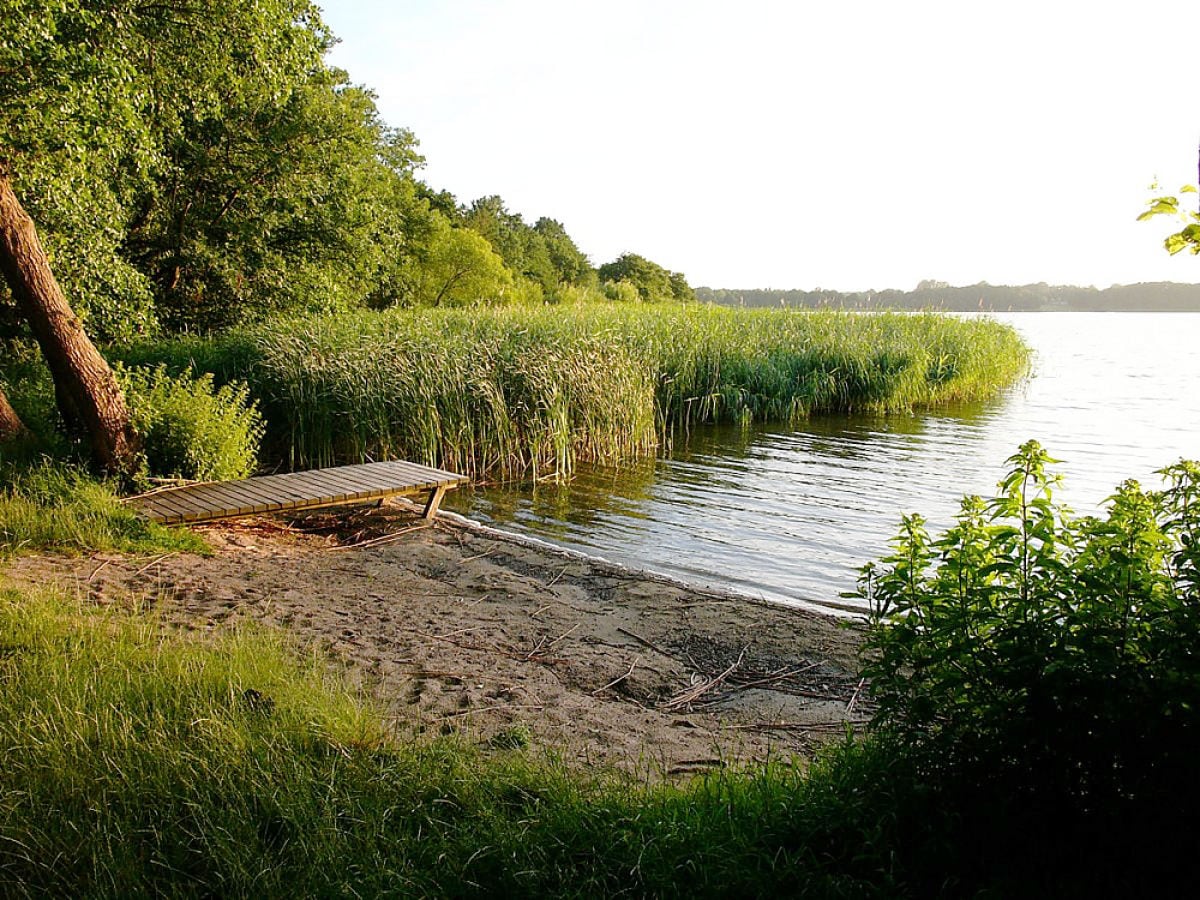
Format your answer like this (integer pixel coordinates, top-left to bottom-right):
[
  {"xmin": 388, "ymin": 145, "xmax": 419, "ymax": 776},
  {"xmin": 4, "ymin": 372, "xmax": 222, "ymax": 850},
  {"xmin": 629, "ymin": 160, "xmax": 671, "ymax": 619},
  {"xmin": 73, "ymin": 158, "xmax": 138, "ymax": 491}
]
[
  {"xmin": 660, "ymin": 645, "xmax": 748, "ymax": 711},
  {"xmin": 592, "ymin": 657, "xmax": 639, "ymax": 696}
]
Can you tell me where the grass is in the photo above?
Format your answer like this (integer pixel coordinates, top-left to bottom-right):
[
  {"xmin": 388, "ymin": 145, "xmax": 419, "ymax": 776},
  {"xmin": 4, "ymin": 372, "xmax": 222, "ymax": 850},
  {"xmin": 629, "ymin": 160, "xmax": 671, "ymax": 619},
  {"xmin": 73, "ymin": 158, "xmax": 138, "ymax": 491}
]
[
  {"xmin": 0, "ymin": 461, "xmax": 207, "ymax": 557},
  {"xmin": 4, "ymin": 581, "xmax": 1164, "ymax": 897},
  {"xmin": 0, "ymin": 585, "xmax": 919, "ymax": 898},
  {"xmin": 118, "ymin": 304, "xmax": 1030, "ymax": 479}
]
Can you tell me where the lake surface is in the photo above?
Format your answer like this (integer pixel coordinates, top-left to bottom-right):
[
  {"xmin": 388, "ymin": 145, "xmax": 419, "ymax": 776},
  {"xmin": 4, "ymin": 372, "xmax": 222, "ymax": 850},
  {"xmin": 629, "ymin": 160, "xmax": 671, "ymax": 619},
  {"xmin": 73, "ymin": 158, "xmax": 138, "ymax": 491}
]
[{"xmin": 446, "ymin": 313, "xmax": 1200, "ymax": 612}]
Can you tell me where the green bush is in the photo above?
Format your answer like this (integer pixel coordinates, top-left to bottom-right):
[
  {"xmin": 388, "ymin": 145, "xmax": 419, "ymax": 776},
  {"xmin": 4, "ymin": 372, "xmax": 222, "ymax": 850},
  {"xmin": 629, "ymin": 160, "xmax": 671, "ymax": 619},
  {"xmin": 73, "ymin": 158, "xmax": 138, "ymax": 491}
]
[
  {"xmin": 858, "ymin": 441, "xmax": 1200, "ymax": 890},
  {"xmin": 118, "ymin": 364, "xmax": 265, "ymax": 482}
]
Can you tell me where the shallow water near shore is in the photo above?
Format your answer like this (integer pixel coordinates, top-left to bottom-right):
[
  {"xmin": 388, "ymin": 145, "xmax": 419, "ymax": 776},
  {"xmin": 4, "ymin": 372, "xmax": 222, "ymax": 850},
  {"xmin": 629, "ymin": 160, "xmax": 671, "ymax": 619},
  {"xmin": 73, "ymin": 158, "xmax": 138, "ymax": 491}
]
[{"xmin": 447, "ymin": 312, "xmax": 1200, "ymax": 611}]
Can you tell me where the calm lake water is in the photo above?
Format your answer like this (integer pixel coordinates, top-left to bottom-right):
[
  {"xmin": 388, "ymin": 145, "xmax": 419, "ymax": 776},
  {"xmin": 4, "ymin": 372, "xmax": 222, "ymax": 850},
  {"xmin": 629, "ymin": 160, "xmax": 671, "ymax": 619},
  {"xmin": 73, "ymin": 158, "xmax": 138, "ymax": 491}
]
[{"xmin": 446, "ymin": 313, "xmax": 1200, "ymax": 612}]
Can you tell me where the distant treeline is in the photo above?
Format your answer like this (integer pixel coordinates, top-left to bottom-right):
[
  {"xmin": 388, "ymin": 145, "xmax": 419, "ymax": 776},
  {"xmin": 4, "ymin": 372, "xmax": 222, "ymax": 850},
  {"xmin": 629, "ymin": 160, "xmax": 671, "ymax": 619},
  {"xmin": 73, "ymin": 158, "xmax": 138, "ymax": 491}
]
[{"xmin": 698, "ymin": 280, "xmax": 1200, "ymax": 312}]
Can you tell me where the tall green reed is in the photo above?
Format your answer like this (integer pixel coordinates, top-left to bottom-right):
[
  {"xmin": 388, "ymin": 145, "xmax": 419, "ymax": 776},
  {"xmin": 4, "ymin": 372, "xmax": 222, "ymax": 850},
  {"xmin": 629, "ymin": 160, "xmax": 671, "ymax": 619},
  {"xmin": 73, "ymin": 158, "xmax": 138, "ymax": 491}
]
[{"xmin": 128, "ymin": 304, "xmax": 1028, "ymax": 480}]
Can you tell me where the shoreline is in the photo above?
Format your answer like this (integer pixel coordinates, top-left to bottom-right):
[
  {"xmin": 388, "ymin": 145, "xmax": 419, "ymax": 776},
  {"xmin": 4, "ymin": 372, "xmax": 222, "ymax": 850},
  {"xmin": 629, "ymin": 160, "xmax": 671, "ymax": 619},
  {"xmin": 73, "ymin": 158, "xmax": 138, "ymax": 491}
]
[
  {"xmin": 435, "ymin": 507, "xmax": 867, "ymax": 620},
  {"xmin": 5, "ymin": 501, "xmax": 867, "ymax": 774}
]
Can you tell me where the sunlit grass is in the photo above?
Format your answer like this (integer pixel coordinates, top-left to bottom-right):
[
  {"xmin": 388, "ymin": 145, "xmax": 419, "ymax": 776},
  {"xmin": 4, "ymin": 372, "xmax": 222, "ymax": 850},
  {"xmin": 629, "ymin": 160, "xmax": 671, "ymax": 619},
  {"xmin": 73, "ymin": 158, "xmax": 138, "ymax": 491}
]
[
  {"xmin": 0, "ymin": 585, "xmax": 915, "ymax": 897},
  {"xmin": 0, "ymin": 461, "xmax": 207, "ymax": 556}
]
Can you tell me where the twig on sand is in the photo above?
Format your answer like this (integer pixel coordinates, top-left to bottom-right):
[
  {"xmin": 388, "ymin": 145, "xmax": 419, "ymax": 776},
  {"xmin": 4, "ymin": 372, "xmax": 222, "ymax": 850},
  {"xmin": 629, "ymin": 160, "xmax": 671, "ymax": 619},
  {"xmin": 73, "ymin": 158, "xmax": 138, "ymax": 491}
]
[
  {"xmin": 846, "ymin": 677, "xmax": 867, "ymax": 715},
  {"xmin": 667, "ymin": 758, "xmax": 725, "ymax": 775},
  {"xmin": 544, "ymin": 564, "xmax": 571, "ymax": 588},
  {"xmin": 592, "ymin": 657, "xmax": 639, "ymax": 696},
  {"xmin": 616, "ymin": 626, "xmax": 674, "ymax": 659},
  {"xmin": 133, "ymin": 553, "xmax": 176, "ymax": 577},
  {"xmin": 87, "ymin": 558, "xmax": 114, "ymax": 582},
  {"xmin": 459, "ymin": 548, "xmax": 496, "ymax": 563},
  {"xmin": 524, "ymin": 623, "xmax": 580, "ymax": 661},
  {"xmin": 328, "ymin": 523, "xmax": 430, "ymax": 551},
  {"xmin": 660, "ymin": 645, "xmax": 748, "ymax": 711},
  {"xmin": 435, "ymin": 625, "xmax": 490, "ymax": 640},
  {"xmin": 727, "ymin": 662, "xmax": 821, "ymax": 692}
]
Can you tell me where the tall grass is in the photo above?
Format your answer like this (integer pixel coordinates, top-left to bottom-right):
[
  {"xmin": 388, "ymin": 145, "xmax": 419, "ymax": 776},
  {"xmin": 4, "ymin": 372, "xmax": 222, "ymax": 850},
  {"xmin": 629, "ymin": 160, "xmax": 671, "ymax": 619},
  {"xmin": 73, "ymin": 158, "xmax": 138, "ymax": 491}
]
[
  {"xmin": 121, "ymin": 304, "xmax": 1029, "ymax": 479},
  {"xmin": 0, "ymin": 587, "xmax": 919, "ymax": 897}
]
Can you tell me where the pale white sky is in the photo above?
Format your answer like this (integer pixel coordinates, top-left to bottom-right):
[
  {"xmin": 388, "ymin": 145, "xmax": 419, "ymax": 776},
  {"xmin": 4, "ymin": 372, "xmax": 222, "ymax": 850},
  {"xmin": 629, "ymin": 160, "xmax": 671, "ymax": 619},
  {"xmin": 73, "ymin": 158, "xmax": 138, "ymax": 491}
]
[{"xmin": 319, "ymin": 0, "xmax": 1198, "ymax": 291}]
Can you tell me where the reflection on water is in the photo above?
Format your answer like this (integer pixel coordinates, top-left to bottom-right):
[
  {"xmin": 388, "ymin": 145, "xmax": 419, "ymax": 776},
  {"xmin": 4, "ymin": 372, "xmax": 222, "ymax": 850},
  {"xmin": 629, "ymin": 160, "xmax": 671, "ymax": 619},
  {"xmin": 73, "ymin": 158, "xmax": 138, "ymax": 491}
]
[{"xmin": 447, "ymin": 313, "xmax": 1200, "ymax": 611}]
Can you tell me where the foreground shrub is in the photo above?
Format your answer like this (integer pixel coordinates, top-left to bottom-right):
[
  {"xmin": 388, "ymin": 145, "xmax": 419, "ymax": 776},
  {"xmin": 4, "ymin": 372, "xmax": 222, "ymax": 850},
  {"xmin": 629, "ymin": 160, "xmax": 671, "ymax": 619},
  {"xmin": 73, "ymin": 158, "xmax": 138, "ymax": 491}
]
[
  {"xmin": 118, "ymin": 363, "xmax": 264, "ymax": 481},
  {"xmin": 858, "ymin": 442, "xmax": 1200, "ymax": 891}
]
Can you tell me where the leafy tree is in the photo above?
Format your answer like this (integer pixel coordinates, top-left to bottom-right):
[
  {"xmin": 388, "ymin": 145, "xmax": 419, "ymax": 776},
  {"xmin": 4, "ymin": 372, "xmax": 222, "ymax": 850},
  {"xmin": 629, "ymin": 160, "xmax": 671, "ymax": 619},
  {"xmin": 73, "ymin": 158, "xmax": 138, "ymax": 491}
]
[
  {"xmin": 390, "ymin": 213, "xmax": 518, "ymax": 307},
  {"xmin": 128, "ymin": 69, "xmax": 421, "ymax": 331},
  {"xmin": 462, "ymin": 196, "xmax": 551, "ymax": 297},
  {"xmin": 534, "ymin": 217, "xmax": 596, "ymax": 290},
  {"xmin": 0, "ymin": 0, "xmax": 350, "ymax": 469},
  {"xmin": 0, "ymin": 0, "xmax": 160, "ymax": 345},
  {"xmin": 598, "ymin": 253, "xmax": 694, "ymax": 302},
  {"xmin": 462, "ymin": 197, "xmax": 600, "ymax": 302},
  {"xmin": 0, "ymin": 169, "xmax": 139, "ymax": 472}
]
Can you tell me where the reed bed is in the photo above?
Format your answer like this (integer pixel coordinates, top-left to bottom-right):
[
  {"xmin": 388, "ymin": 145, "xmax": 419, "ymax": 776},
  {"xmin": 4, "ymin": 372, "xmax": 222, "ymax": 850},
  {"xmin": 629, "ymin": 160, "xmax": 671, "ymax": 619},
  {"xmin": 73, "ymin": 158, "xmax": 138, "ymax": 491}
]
[{"xmin": 125, "ymin": 305, "xmax": 1028, "ymax": 479}]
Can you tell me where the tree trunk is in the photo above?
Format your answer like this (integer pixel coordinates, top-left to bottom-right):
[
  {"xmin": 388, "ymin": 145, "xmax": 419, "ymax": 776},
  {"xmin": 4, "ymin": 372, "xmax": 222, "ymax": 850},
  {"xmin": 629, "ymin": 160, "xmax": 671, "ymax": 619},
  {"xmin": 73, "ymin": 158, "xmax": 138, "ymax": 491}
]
[
  {"xmin": 0, "ymin": 382, "xmax": 28, "ymax": 443},
  {"xmin": 0, "ymin": 170, "xmax": 139, "ymax": 475}
]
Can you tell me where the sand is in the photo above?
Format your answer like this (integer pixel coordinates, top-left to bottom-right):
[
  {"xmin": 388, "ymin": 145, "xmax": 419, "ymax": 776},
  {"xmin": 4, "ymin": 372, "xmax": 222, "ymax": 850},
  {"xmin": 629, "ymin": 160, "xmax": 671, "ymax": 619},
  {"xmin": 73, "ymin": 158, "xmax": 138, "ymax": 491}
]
[{"xmin": 5, "ymin": 501, "xmax": 868, "ymax": 776}]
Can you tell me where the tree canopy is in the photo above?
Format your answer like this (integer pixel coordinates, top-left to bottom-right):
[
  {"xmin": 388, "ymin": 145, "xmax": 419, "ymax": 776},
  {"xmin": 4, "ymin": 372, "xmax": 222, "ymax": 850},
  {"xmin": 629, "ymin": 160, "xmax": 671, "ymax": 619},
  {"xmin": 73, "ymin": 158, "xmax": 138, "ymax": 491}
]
[
  {"xmin": 598, "ymin": 253, "xmax": 695, "ymax": 303},
  {"xmin": 1, "ymin": 0, "xmax": 694, "ymax": 345}
]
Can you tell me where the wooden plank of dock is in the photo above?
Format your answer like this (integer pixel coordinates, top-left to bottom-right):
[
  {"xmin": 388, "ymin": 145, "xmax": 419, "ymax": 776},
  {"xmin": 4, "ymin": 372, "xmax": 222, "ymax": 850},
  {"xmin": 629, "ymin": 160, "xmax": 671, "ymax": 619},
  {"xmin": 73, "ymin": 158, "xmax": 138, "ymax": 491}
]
[{"xmin": 128, "ymin": 461, "xmax": 469, "ymax": 525}]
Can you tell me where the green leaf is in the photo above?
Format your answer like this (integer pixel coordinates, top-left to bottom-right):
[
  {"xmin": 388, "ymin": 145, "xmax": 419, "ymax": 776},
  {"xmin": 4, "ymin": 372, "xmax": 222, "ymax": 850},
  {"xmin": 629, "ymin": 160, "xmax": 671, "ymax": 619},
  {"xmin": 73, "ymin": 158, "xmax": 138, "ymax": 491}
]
[{"xmin": 1138, "ymin": 197, "xmax": 1180, "ymax": 220}]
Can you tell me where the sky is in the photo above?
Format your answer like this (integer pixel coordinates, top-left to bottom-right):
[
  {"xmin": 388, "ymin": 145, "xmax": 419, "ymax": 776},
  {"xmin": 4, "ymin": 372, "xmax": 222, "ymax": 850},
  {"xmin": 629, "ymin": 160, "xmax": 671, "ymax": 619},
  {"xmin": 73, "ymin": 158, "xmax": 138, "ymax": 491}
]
[{"xmin": 318, "ymin": 0, "xmax": 1199, "ymax": 292}]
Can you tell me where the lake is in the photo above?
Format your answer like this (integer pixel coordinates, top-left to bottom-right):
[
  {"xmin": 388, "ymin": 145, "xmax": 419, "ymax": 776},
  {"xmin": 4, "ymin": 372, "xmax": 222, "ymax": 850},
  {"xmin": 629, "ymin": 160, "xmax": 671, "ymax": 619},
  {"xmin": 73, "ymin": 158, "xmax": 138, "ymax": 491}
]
[{"xmin": 446, "ymin": 312, "xmax": 1200, "ymax": 612}]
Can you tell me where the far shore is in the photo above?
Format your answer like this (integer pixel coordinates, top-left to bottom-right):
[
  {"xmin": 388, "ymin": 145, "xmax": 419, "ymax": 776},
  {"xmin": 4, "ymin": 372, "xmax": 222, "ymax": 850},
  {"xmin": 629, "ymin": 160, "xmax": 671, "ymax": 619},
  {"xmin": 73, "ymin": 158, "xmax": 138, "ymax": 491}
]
[{"xmin": 6, "ymin": 502, "xmax": 867, "ymax": 774}]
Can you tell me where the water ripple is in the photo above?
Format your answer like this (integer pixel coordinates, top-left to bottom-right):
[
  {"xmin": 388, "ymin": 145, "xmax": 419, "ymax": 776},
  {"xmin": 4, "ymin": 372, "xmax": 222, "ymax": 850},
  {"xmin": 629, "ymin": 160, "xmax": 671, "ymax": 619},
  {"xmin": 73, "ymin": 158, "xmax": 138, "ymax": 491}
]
[{"xmin": 450, "ymin": 313, "xmax": 1200, "ymax": 612}]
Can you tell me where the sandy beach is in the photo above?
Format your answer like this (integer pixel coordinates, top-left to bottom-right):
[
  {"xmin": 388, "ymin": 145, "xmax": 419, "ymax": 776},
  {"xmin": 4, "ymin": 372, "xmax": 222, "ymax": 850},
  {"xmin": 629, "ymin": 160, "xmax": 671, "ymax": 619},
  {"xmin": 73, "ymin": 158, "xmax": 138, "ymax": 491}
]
[{"xmin": 7, "ymin": 501, "xmax": 867, "ymax": 775}]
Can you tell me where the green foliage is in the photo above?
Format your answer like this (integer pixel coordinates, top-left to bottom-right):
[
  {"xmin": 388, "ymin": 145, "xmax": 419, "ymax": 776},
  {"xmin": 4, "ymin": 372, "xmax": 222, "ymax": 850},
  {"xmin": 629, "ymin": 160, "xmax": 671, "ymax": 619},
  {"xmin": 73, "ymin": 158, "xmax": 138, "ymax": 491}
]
[
  {"xmin": 0, "ymin": 586, "xmax": 931, "ymax": 897},
  {"xmin": 125, "ymin": 305, "xmax": 1027, "ymax": 480},
  {"xmin": 130, "ymin": 70, "xmax": 424, "ymax": 331},
  {"xmin": 0, "ymin": 461, "xmax": 205, "ymax": 555},
  {"xmin": 858, "ymin": 442, "xmax": 1200, "ymax": 886},
  {"xmin": 1139, "ymin": 182, "xmax": 1200, "ymax": 256},
  {"xmin": 117, "ymin": 364, "xmax": 264, "ymax": 482},
  {"xmin": 386, "ymin": 212, "xmax": 523, "ymax": 307},
  {"xmin": 601, "ymin": 279, "xmax": 642, "ymax": 303},
  {"xmin": 0, "ymin": 2, "xmax": 614, "ymax": 334},
  {"xmin": 534, "ymin": 216, "xmax": 597, "ymax": 291},
  {"xmin": 0, "ymin": 0, "xmax": 437, "ymax": 335},
  {"xmin": 0, "ymin": 343, "xmax": 64, "ymax": 452},
  {"xmin": 598, "ymin": 253, "xmax": 695, "ymax": 302},
  {"xmin": 460, "ymin": 198, "xmax": 597, "ymax": 302},
  {"xmin": 242, "ymin": 308, "xmax": 658, "ymax": 477}
]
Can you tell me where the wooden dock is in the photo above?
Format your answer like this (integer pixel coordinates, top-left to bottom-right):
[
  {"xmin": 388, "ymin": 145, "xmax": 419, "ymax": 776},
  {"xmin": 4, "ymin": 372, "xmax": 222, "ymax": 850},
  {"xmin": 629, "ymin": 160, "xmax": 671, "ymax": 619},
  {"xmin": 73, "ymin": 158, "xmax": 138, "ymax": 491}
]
[{"xmin": 128, "ymin": 460, "xmax": 468, "ymax": 525}]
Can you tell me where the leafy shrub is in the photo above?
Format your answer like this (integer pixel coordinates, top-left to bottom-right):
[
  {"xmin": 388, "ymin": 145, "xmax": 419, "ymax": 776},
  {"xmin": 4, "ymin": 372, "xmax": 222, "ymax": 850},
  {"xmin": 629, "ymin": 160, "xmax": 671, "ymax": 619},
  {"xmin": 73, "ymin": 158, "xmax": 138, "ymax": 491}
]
[
  {"xmin": 118, "ymin": 364, "xmax": 265, "ymax": 482},
  {"xmin": 858, "ymin": 441, "xmax": 1200, "ymax": 889}
]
